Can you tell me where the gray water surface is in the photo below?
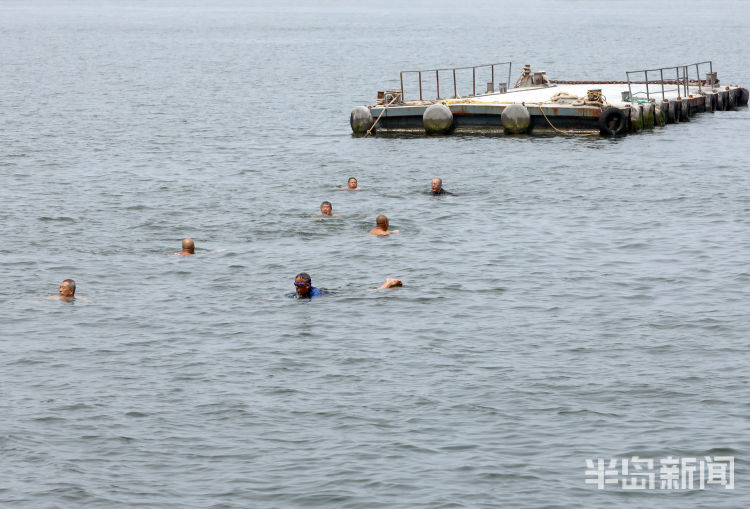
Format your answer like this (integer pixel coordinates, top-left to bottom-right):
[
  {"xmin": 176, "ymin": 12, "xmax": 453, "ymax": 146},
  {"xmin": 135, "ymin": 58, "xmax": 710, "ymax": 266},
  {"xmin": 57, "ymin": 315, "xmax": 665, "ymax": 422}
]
[{"xmin": 2, "ymin": 1, "xmax": 749, "ymax": 507}]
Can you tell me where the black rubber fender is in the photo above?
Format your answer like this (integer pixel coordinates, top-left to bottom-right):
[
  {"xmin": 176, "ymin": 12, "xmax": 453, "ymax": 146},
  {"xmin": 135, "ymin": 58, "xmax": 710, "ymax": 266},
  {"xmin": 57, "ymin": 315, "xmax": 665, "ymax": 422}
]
[
  {"xmin": 669, "ymin": 100, "xmax": 679, "ymax": 123},
  {"xmin": 598, "ymin": 106, "xmax": 627, "ymax": 135},
  {"xmin": 680, "ymin": 99, "xmax": 690, "ymax": 121},
  {"xmin": 739, "ymin": 88, "xmax": 749, "ymax": 106},
  {"xmin": 727, "ymin": 89, "xmax": 737, "ymax": 110},
  {"xmin": 718, "ymin": 91, "xmax": 728, "ymax": 111}
]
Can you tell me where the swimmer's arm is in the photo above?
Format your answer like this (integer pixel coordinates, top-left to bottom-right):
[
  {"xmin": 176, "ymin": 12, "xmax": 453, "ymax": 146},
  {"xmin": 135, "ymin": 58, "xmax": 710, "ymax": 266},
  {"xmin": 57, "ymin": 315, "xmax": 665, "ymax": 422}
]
[
  {"xmin": 378, "ymin": 278, "xmax": 403, "ymax": 289},
  {"xmin": 339, "ymin": 278, "xmax": 403, "ymax": 294}
]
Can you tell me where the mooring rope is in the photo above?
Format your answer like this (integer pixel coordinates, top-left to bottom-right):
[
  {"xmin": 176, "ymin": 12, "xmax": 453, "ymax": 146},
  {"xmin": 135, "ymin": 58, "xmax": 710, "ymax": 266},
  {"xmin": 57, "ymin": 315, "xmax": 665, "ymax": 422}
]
[
  {"xmin": 527, "ymin": 102, "xmax": 601, "ymax": 137},
  {"xmin": 365, "ymin": 94, "xmax": 402, "ymax": 137}
]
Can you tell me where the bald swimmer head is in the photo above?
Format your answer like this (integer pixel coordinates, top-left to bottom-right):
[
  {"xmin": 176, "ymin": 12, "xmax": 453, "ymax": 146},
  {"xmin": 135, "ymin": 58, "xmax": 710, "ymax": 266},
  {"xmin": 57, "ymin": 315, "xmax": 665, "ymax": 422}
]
[
  {"xmin": 180, "ymin": 238, "xmax": 195, "ymax": 255},
  {"xmin": 370, "ymin": 214, "xmax": 399, "ymax": 235}
]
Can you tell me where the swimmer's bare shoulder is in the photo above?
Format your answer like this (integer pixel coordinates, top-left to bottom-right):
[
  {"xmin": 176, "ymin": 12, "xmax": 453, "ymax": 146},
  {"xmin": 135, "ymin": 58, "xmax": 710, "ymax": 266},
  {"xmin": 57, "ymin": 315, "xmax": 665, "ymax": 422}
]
[{"xmin": 47, "ymin": 295, "xmax": 91, "ymax": 302}]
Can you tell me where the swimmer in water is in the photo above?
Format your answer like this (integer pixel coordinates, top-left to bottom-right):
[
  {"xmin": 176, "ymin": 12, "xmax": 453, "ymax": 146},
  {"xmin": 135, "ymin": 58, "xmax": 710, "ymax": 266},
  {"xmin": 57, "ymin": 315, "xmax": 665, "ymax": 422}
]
[
  {"xmin": 59, "ymin": 279, "xmax": 76, "ymax": 300},
  {"xmin": 172, "ymin": 237, "xmax": 225, "ymax": 255},
  {"xmin": 291, "ymin": 272, "xmax": 402, "ymax": 299},
  {"xmin": 334, "ymin": 177, "xmax": 361, "ymax": 190},
  {"xmin": 51, "ymin": 279, "xmax": 89, "ymax": 302},
  {"xmin": 369, "ymin": 214, "xmax": 399, "ymax": 236},
  {"xmin": 177, "ymin": 238, "xmax": 195, "ymax": 255},
  {"xmin": 315, "ymin": 201, "xmax": 340, "ymax": 217},
  {"xmin": 431, "ymin": 178, "xmax": 454, "ymax": 196}
]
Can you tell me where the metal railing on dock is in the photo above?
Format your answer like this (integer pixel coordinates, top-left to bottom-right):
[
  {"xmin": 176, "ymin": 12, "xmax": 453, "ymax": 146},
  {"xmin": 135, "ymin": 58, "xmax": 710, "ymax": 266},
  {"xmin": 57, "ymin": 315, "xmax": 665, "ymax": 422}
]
[
  {"xmin": 625, "ymin": 61, "xmax": 714, "ymax": 102},
  {"xmin": 400, "ymin": 62, "xmax": 513, "ymax": 102}
]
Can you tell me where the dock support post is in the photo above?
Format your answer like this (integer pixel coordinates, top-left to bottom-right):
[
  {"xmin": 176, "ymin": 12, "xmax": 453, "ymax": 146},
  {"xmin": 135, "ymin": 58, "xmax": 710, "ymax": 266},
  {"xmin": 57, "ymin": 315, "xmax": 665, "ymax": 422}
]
[
  {"xmin": 696, "ymin": 64, "xmax": 701, "ymax": 94},
  {"xmin": 627, "ymin": 76, "xmax": 633, "ymax": 106},
  {"xmin": 507, "ymin": 64, "xmax": 512, "ymax": 91},
  {"xmin": 660, "ymin": 69, "xmax": 665, "ymax": 101}
]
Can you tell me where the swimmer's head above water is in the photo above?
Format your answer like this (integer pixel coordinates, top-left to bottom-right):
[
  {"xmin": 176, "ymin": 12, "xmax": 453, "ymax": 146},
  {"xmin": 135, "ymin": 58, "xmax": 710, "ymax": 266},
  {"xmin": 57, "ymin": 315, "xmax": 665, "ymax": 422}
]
[
  {"xmin": 347, "ymin": 177, "xmax": 358, "ymax": 189},
  {"xmin": 59, "ymin": 279, "xmax": 76, "ymax": 299},
  {"xmin": 294, "ymin": 272, "xmax": 313, "ymax": 298},
  {"xmin": 180, "ymin": 238, "xmax": 195, "ymax": 255},
  {"xmin": 370, "ymin": 214, "xmax": 399, "ymax": 235}
]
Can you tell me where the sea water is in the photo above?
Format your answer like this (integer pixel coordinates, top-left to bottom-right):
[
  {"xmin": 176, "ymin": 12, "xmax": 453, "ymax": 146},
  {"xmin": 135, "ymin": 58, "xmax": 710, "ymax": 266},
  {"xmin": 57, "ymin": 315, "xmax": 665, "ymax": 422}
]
[{"xmin": 1, "ymin": 1, "xmax": 749, "ymax": 507}]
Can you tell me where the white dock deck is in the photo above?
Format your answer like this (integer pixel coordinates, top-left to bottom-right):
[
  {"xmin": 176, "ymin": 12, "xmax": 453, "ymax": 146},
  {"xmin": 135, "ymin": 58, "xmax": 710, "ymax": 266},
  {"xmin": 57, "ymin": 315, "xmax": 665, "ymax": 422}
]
[{"xmin": 461, "ymin": 83, "xmax": 708, "ymax": 107}]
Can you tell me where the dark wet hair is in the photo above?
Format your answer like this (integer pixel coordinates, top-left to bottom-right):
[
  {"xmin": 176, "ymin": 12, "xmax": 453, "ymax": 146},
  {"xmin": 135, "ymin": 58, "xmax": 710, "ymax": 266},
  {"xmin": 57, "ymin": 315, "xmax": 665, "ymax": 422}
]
[
  {"xmin": 295, "ymin": 272, "xmax": 311, "ymax": 284},
  {"xmin": 62, "ymin": 279, "xmax": 76, "ymax": 290},
  {"xmin": 321, "ymin": 201, "xmax": 332, "ymax": 207},
  {"xmin": 348, "ymin": 177, "xmax": 356, "ymax": 182}
]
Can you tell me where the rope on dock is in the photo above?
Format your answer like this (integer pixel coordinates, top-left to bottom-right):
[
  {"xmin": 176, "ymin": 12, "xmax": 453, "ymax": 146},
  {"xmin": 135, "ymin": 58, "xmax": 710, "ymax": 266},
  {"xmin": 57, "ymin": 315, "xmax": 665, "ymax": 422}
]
[
  {"xmin": 549, "ymin": 90, "xmax": 608, "ymax": 107},
  {"xmin": 365, "ymin": 94, "xmax": 402, "ymax": 137},
  {"xmin": 528, "ymin": 102, "xmax": 601, "ymax": 137}
]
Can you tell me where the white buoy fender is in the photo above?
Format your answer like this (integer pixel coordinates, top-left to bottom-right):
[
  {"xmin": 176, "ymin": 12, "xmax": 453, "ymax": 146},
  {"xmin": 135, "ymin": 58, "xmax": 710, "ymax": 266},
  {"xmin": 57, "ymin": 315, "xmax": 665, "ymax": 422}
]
[
  {"xmin": 350, "ymin": 106, "xmax": 373, "ymax": 135},
  {"xmin": 501, "ymin": 104, "xmax": 531, "ymax": 134},
  {"xmin": 423, "ymin": 103, "xmax": 453, "ymax": 134}
]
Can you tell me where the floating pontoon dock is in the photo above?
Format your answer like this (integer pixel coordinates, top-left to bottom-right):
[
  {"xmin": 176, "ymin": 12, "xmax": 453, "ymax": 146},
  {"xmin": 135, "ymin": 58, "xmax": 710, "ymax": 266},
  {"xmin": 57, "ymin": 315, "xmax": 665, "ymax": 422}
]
[{"xmin": 350, "ymin": 61, "xmax": 749, "ymax": 136}]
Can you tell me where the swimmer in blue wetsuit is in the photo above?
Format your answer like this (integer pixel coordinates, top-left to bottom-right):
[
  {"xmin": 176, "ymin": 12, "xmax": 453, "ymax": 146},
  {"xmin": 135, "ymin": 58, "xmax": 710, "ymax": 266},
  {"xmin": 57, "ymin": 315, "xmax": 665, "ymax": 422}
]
[
  {"xmin": 291, "ymin": 272, "xmax": 402, "ymax": 299},
  {"xmin": 430, "ymin": 178, "xmax": 455, "ymax": 196},
  {"xmin": 292, "ymin": 272, "xmax": 326, "ymax": 299}
]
